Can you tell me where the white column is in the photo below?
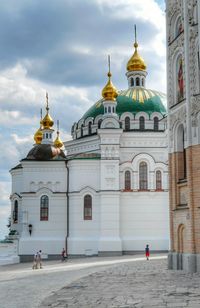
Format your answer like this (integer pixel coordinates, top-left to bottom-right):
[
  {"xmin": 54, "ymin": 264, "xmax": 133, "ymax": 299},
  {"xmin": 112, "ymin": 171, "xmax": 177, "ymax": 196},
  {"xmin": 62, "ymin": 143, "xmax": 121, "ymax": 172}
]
[{"xmin": 98, "ymin": 130, "xmax": 122, "ymax": 254}]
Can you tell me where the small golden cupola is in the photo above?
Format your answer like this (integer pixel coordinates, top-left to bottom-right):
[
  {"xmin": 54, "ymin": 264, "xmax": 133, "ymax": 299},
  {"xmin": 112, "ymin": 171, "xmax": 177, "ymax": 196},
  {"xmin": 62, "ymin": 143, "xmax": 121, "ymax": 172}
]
[
  {"xmin": 102, "ymin": 55, "xmax": 118, "ymax": 101},
  {"xmin": 54, "ymin": 120, "xmax": 63, "ymax": 148},
  {"xmin": 34, "ymin": 109, "xmax": 43, "ymax": 144},
  {"xmin": 41, "ymin": 92, "xmax": 54, "ymax": 129},
  {"xmin": 127, "ymin": 25, "xmax": 147, "ymax": 72}
]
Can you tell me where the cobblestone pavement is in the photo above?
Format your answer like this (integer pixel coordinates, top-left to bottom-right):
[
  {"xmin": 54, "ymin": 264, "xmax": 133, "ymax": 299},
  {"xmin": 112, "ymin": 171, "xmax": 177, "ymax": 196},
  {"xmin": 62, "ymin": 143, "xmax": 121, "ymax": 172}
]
[{"xmin": 40, "ymin": 258, "xmax": 200, "ymax": 308}]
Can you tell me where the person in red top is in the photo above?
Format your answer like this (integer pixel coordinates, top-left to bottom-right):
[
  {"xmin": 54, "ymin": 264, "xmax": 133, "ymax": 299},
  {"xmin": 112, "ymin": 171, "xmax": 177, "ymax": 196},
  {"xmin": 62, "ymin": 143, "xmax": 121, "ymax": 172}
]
[{"xmin": 145, "ymin": 244, "xmax": 150, "ymax": 260}]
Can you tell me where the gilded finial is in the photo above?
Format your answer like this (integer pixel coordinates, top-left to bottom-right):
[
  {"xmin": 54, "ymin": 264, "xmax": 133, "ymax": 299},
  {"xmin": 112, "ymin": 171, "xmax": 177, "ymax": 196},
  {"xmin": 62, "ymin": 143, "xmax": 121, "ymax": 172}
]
[
  {"xmin": 126, "ymin": 26, "xmax": 147, "ymax": 72},
  {"xmin": 134, "ymin": 24, "xmax": 138, "ymax": 49},
  {"xmin": 54, "ymin": 119, "xmax": 63, "ymax": 148},
  {"xmin": 108, "ymin": 55, "xmax": 111, "ymax": 78},
  {"xmin": 102, "ymin": 55, "xmax": 118, "ymax": 101},
  {"xmin": 34, "ymin": 109, "xmax": 43, "ymax": 144},
  {"xmin": 40, "ymin": 92, "xmax": 54, "ymax": 129},
  {"xmin": 46, "ymin": 92, "xmax": 49, "ymax": 112}
]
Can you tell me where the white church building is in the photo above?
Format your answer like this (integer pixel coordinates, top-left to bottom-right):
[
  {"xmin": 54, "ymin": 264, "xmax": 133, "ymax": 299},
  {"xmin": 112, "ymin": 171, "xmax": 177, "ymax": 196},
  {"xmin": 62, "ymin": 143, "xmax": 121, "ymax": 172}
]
[{"xmin": 10, "ymin": 35, "xmax": 169, "ymax": 261}]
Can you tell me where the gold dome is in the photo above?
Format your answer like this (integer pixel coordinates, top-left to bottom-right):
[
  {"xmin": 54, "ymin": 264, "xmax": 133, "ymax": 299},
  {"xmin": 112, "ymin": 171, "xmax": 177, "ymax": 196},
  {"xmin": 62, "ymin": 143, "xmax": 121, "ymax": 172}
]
[
  {"xmin": 127, "ymin": 42, "xmax": 147, "ymax": 71},
  {"xmin": 102, "ymin": 56, "xmax": 118, "ymax": 101},
  {"xmin": 127, "ymin": 26, "xmax": 147, "ymax": 72},
  {"xmin": 41, "ymin": 92, "xmax": 54, "ymax": 129},
  {"xmin": 54, "ymin": 133, "xmax": 63, "ymax": 148},
  {"xmin": 34, "ymin": 127, "xmax": 43, "ymax": 144},
  {"xmin": 41, "ymin": 113, "xmax": 54, "ymax": 129},
  {"xmin": 102, "ymin": 72, "xmax": 118, "ymax": 101}
]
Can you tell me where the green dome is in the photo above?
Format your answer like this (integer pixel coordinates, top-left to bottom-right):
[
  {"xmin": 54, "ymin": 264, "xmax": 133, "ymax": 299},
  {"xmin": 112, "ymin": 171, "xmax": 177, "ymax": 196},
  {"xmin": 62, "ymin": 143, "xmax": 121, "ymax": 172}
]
[{"xmin": 82, "ymin": 87, "xmax": 166, "ymax": 120}]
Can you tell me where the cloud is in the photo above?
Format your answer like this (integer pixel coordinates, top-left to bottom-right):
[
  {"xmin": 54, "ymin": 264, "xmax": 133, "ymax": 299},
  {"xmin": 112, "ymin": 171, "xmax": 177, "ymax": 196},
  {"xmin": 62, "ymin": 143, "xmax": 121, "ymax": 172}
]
[{"xmin": 0, "ymin": 0, "xmax": 166, "ymax": 90}]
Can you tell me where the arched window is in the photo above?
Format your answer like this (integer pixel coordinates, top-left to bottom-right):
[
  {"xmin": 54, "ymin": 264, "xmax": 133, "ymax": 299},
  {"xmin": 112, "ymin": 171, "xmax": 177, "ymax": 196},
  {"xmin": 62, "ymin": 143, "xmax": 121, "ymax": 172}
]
[
  {"xmin": 112, "ymin": 107, "xmax": 115, "ymax": 113},
  {"xmin": 88, "ymin": 122, "xmax": 92, "ymax": 135},
  {"xmin": 40, "ymin": 195, "xmax": 49, "ymax": 221},
  {"xmin": 84, "ymin": 194, "xmax": 92, "ymax": 220},
  {"xmin": 177, "ymin": 124, "xmax": 187, "ymax": 180},
  {"xmin": 124, "ymin": 170, "xmax": 131, "ymax": 190},
  {"xmin": 142, "ymin": 78, "xmax": 144, "ymax": 86},
  {"xmin": 136, "ymin": 77, "xmax": 140, "ymax": 86},
  {"xmin": 156, "ymin": 170, "xmax": 162, "ymax": 190},
  {"xmin": 13, "ymin": 200, "xmax": 18, "ymax": 223},
  {"xmin": 139, "ymin": 162, "xmax": 148, "ymax": 190},
  {"xmin": 81, "ymin": 124, "xmax": 84, "ymax": 137},
  {"xmin": 98, "ymin": 119, "xmax": 102, "ymax": 129},
  {"xmin": 108, "ymin": 106, "xmax": 111, "ymax": 113},
  {"xmin": 125, "ymin": 117, "xmax": 130, "ymax": 131},
  {"xmin": 154, "ymin": 117, "xmax": 159, "ymax": 131},
  {"xmin": 139, "ymin": 116, "xmax": 145, "ymax": 130},
  {"xmin": 105, "ymin": 107, "xmax": 107, "ymax": 113},
  {"xmin": 130, "ymin": 78, "xmax": 134, "ymax": 86}
]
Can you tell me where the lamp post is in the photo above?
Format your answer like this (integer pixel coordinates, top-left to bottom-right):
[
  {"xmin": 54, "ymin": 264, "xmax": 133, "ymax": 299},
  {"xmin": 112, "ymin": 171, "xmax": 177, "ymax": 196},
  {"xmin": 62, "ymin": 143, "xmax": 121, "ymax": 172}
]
[{"xmin": 28, "ymin": 224, "xmax": 33, "ymax": 236}]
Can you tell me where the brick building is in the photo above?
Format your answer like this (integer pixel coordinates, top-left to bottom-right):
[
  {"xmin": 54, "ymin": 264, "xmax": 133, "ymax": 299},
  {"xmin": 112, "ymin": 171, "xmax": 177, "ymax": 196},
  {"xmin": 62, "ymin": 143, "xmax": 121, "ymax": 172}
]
[{"xmin": 166, "ymin": 0, "xmax": 200, "ymax": 272}]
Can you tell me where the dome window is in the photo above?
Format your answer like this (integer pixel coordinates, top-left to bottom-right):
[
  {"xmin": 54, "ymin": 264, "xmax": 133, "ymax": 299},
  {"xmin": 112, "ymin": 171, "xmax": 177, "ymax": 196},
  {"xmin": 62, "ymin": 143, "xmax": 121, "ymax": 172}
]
[
  {"xmin": 108, "ymin": 106, "xmax": 111, "ymax": 113},
  {"xmin": 139, "ymin": 116, "xmax": 145, "ymax": 130},
  {"xmin": 130, "ymin": 78, "xmax": 134, "ymax": 87},
  {"xmin": 154, "ymin": 117, "xmax": 159, "ymax": 131},
  {"xmin": 98, "ymin": 119, "xmax": 102, "ymax": 129},
  {"xmin": 125, "ymin": 117, "xmax": 130, "ymax": 131},
  {"xmin": 136, "ymin": 77, "xmax": 140, "ymax": 86},
  {"xmin": 142, "ymin": 78, "xmax": 144, "ymax": 86},
  {"xmin": 81, "ymin": 124, "xmax": 84, "ymax": 137},
  {"xmin": 88, "ymin": 122, "xmax": 92, "ymax": 135}
]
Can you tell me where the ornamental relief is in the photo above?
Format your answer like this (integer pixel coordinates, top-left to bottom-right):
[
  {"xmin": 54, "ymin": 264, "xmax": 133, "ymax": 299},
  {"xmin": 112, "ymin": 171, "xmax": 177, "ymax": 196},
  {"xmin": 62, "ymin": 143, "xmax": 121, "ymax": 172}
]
[
  {"xmin": 169, "ymin": 105, "xmax": 186, "ymax": 129},
  {"xmin": 189, "ymin": 29, "xmax": 199, "ymax": 95},
  {"xmin": 191, "ymin": 96, "xmax": 200, "ymax": 125},
  {"xmin": 168, "ymin": 36, "xmax": 184, "ymax": 56},
  {"xmin": 168, "ymin": 1, "xmax": 181, "ymax": 20}
]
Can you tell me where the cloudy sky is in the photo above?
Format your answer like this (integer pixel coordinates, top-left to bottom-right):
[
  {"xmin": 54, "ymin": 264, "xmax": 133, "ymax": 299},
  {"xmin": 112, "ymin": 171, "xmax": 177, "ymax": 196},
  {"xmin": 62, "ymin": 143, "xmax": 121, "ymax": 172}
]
[{"xmin": 0, "ymin": 0, "xmax": 166, "ymax": 239}]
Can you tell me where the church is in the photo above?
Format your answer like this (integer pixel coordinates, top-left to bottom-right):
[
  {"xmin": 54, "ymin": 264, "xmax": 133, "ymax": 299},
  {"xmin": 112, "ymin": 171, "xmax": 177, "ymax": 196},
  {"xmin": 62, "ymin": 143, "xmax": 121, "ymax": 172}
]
[{"xmin": 9, "ymin": 33, "xmax": 169, "ymax": 261}]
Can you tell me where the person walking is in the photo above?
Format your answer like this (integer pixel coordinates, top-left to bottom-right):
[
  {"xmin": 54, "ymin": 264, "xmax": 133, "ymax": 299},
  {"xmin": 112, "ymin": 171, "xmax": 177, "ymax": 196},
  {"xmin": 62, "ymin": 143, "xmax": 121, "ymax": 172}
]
[
  {"xmin": 145, "ymin": 244, "xmax": 150, "ymax": 260},
  {"xmin": 32, "ymin": 252, "xmax": 38, "ymax": 269},
  {"xmin": 38, "ymin": 250, "xmax": 42, "ymax": 268},
  {"xmin": 61, "ymin": 248, "xmax": 66, "ymax": 262}
]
